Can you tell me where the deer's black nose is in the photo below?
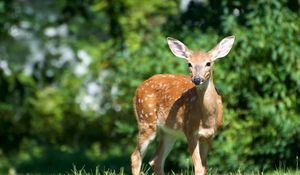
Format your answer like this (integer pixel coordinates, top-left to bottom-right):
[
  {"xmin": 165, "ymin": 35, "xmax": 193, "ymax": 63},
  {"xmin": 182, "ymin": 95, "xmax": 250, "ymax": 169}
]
[{"xmin": 192, "ymin": 76, "xmax": 203, "ymax": 85}]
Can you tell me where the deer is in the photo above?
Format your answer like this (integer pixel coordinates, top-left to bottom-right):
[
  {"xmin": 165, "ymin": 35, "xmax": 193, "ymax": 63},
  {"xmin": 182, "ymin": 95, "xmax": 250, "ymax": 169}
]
[{"xmin": 131, "ymin": 36, "xmax": 235, "ymax": 175}]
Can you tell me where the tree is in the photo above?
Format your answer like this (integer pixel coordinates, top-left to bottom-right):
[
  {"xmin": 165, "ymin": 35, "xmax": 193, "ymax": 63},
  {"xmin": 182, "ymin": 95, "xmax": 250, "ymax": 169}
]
[{"xmin": 0, "ymin": 0, "xmax": 300, "ymax": 173}]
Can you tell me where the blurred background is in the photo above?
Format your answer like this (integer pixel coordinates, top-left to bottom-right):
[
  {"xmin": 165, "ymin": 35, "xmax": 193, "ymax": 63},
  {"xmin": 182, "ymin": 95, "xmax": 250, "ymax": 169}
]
[{"xmin": 0, "ymin": 0, "xmax": 300, "ymax": 174}]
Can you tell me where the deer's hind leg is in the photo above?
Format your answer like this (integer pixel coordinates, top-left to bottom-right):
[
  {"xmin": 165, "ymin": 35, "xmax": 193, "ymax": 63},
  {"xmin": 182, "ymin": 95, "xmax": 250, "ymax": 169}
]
[
  {"xmin": 131, "ymin": 122, "xmax": 157, "ymax": 175},
  {"xmin": 149, "ymin": 131, "xmax": 176, "ymax": 175},
  {"xmin": 131, "ymin": 94, "xmax": 159, "ymax": 174}
]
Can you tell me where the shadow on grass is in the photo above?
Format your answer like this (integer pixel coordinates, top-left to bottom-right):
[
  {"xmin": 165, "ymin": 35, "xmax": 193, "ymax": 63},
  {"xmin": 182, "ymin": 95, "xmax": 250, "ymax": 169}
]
[{"xmin": 15, "ymin": 145, "xmax": 132, "ymax": 174}]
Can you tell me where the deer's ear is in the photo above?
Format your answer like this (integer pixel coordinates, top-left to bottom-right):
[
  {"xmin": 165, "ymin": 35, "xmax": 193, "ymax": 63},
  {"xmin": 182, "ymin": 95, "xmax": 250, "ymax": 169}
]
[
  {"xmin": 167, "ymin": 37, "xmax": 191, "ymax": 59},
  {"xmin": 209, "ymin": 36, "xmax": 235, "ymax": 61}
]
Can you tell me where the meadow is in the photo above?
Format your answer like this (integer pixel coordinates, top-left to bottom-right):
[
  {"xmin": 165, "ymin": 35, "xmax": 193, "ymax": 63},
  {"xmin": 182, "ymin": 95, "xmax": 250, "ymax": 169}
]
[
  {"xmin": 1, "ymin": 0, "xmax": 300, "ymax": 174},
  {"xmin": 69, "ymin": 166, "xmax": 300, "ymax": 175}
]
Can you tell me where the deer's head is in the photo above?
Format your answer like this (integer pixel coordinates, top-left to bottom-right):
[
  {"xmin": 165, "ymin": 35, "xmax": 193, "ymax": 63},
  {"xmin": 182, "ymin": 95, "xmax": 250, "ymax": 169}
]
[{"xmin": 167, "ymin": 36, "xmax": 235, "ymax": 85}]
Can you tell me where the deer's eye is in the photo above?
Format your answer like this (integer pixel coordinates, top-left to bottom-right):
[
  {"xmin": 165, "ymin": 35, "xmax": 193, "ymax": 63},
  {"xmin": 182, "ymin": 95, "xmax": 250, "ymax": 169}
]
[
  {"xmin": 188, "ymin": 63, "xmax": 192, "ymax": 67},
  {"xmin": 206, "ymin": 62, "xmax": 211, "ymax": 67}
]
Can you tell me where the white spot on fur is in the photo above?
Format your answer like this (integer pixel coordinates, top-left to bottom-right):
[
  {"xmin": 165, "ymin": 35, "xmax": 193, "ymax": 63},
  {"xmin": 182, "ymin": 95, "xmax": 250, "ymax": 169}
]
[
  {"xmin": 148, "ymin": 104, "xmax": 153, "ymax": 108},
  {"xmin": 147, "ymin": 94, "xmax": 154, "ymax": 97}
]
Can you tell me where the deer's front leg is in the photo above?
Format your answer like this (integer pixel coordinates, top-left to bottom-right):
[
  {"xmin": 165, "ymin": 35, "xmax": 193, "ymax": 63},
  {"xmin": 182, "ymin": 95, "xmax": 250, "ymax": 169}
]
[
  {"xmin": 187, "ymin": 136, "xmax": 206, "ymax": 175},
  {"xmin": 199, "ymin": 138, "xmax": 212, "ymax": 173}
]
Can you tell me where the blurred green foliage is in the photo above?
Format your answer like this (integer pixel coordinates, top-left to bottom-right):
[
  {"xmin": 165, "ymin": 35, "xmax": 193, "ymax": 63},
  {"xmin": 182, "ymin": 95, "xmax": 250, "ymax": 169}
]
[{"xmin": 0, "ymin": 0, "xmax": 300, "ymax": 174}]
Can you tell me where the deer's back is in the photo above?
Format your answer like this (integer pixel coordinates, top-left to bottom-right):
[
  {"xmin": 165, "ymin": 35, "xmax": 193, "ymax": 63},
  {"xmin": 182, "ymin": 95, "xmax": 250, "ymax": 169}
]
[{"xmin": 134, "ymin": 74, "xmax": 194, "ymax": 109}]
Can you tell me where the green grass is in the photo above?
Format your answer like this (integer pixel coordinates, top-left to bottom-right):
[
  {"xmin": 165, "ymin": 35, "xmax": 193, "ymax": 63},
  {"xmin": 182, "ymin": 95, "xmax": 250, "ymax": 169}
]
[{"xmin": 68, "ymin": 166, "xmax": 300, "ymax": 175}]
